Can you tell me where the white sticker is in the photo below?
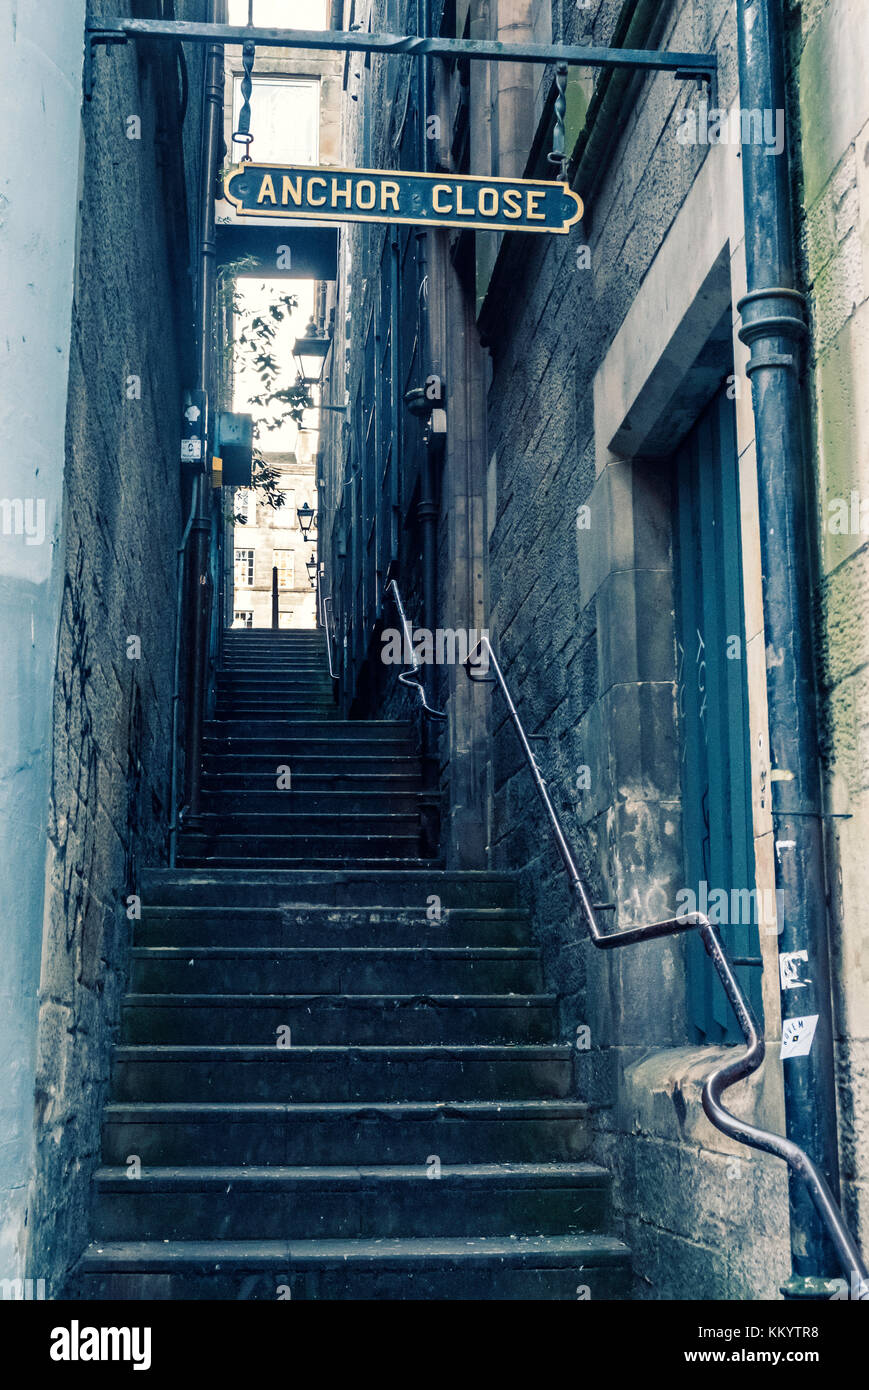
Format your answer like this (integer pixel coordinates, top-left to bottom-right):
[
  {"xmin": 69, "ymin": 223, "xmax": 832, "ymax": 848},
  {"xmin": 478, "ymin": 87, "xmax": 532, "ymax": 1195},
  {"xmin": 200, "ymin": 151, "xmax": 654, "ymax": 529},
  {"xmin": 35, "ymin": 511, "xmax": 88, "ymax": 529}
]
[
  {"xmin": 781, "ymin": 1013, "xmax": 819, "ymax": 1059},
  {"xmin": 779, "ymin": 949, "xmax": 810, "ymax": 991},
  {"xmin": 181, "ymin": 438, "xmax": 202, "ymax": 461}
]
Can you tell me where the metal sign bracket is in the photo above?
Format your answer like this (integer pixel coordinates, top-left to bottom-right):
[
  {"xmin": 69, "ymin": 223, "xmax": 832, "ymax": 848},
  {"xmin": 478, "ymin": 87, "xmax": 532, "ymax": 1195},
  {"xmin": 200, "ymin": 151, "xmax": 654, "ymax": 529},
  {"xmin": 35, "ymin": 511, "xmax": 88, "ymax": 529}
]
[{"xmin": 85, "ymin": 20, "xmax": 717, "ymax": 103}]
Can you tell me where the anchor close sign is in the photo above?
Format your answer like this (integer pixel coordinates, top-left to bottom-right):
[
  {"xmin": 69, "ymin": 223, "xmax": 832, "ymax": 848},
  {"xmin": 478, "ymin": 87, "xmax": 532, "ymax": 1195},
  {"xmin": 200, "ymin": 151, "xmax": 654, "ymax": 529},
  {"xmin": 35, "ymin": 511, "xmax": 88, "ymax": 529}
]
[{"xmin": 224, "ymin": 163, "xmax": 583, "ymax": 235}]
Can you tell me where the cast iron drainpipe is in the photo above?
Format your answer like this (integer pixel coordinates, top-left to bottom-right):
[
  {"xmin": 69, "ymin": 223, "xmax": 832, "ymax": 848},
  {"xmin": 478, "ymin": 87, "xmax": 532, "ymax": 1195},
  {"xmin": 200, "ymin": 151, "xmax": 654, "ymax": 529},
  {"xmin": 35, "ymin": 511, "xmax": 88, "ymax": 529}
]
[
  {"xmin": 736, "ymin": 0, "xmax": 845, "ymax": 1297},
  {"xmin": 415, "ymin": 0, "xmax": 441, "ymax": 832},
  {"xmin": 183, "ymin": 1, "xmax": 224, "ymax": 828},
  {"xmin": 168, "ymin": 491, "xmax": 197, "ymax": 868}
]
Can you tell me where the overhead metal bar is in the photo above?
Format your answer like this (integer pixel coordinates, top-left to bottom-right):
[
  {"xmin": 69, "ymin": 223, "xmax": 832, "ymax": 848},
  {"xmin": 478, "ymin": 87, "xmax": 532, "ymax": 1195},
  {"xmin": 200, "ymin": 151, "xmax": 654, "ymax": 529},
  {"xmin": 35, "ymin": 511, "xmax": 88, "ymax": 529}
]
[{"xmin": 84, "ymin": 21, "xmax": 716, "ymax": 98}]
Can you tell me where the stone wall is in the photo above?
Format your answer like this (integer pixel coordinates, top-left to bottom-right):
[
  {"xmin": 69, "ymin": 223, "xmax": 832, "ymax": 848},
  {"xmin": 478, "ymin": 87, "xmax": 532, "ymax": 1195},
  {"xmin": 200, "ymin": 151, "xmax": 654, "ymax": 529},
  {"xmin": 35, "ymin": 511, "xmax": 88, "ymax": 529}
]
[
  {"xmin": 24, "ymin": 0, "xmax": 206, "ymax": 1292},
  {"xmin": 0, "ymin": 0, "xmax": 88, "ymax": 1289}
]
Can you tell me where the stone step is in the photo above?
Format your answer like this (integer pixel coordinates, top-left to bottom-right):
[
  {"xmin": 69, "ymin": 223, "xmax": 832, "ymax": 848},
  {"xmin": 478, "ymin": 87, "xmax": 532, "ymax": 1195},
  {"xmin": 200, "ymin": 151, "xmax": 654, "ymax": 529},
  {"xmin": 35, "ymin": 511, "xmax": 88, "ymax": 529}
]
[
  {"xmin": 101, "ymin": 1100, "xmax": 589, "ymax": 1164},
  {"xmin": 219, "ymin": 667, "xmax": 332, "ymax": 678},
  {"xmin": 74, "ymin": 1232, "xmax": 631, "ymax": 1300},
  {"xmin": 214, "ymin": 707, "xmax": 340, "ymax": 720},
  {"xmin": 201, "ymin": 757, "xmax": 421, "ymax": 780},
  {"xmin": 136, "ymin": 905, "xmax": 532, "ymax": 948},
  {"xmin": 199, "ymin": 787, "xmax": 422, "ymax": 810},
  {"xmin": 176, "ymin": 832, "xmax": 423, "ymax": 862},
  {"xmin": 202, "ymin": 744, "xmax": 417, "ymax": 765},
  {"xmin": 222, "ymin": 636, "xmax": 326, "ymax": 644},
  {"xmin": 110, "ymin": 1043, "xmax": 572, "ymax": 1101},
  {"xmin": 120, "ymin": 992, "xmax": 557, "ymax": 1045},
  {"xmin": 91, "ymin": 1162, "xmax": 609, "ymax": 1241},
  {"xmin": 218, "ymin": 672, "xmax": 334, "ymax": 685},
  {"xmin": 204, "ymin": 719, "xmax": 413, "ymax": 741},
  {"xmin": 216, "ymin": 692, "xmax": 336, "ymax": 705},
  {"xmin": 222, "ymin": 635, "xmax": 326, "ymax": 645},
  {"xmin": 215, "ymin": 688, "xmax": 336, "ymax": 701},
  {"xmin": 176, "ymin": 855, "xmax": 441, "ymax": 871},
  {"xmin": 140, "ymin": 869, "xmax": 521, "ymax": 910},
  {"xmin": 183, "ymin": 811, "xmax": 420, "ymax": 835},
  {"xmin": 128, "ymin": 946, "xmax": 544, "ymax": 995}
]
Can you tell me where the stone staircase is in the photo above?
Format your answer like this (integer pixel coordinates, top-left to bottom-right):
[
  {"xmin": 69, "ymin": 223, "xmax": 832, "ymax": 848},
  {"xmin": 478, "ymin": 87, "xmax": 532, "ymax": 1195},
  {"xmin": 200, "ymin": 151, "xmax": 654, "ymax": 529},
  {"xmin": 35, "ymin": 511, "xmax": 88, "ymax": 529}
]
[{"xmin": 72, "ymin": 628, "xmax": 631, "ymax": 1299}]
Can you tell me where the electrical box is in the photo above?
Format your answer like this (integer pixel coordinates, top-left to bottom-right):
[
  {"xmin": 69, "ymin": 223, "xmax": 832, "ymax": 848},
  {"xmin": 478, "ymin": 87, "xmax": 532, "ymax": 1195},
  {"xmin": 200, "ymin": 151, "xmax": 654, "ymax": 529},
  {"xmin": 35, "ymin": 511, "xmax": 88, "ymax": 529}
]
[{"xmin": 216, "ymin": 412, "xmax": 253, "ymax": 487}]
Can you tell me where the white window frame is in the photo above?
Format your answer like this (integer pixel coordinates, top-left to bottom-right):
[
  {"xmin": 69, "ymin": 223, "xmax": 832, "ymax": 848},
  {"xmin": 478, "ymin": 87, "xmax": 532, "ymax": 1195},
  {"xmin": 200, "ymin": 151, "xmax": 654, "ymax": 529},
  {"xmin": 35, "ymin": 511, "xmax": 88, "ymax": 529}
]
[
  {"xmin": 234, "ymin": 548, "xmax": 255, "ymax": 588},
  {"xmin": 274, "ymin": 549, "xmax": 295, "ymax": 590},
  {"xmin": 231, "ymin": 74, "xmax": 320, "ymax": 166}
]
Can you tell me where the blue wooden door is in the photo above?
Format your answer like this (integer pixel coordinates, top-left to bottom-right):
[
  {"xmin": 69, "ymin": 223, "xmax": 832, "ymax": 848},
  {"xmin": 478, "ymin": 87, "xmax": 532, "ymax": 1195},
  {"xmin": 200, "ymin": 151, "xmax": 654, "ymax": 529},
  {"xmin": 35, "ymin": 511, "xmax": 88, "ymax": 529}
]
[{"xmin": 673, "ymin": 385, "xmax": 763, "ymax": 1042}]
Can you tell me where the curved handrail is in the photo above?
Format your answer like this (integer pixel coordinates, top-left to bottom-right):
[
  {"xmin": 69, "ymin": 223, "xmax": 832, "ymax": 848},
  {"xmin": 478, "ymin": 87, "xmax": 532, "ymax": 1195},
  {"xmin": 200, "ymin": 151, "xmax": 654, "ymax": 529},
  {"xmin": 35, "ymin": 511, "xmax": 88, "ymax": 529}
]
[
  {"xmin": 383, "ymin": 578, "xmax": 447, "ymax": 721},
  {"xmin": 465, "ymin": 633, "xmax": 868, "ymax": 1293},
  {"xmin": 318, "ymin": 577, "xmax": 337, "ymax": 682}
]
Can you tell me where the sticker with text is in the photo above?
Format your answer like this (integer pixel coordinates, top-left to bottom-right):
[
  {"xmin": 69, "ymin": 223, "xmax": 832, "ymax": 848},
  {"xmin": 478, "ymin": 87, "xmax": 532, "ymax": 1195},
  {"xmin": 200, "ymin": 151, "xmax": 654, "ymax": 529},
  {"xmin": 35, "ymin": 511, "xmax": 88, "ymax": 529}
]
[{"xmin": 780, "ymin": 1013, "xmax": 818, "ymax": 1059}]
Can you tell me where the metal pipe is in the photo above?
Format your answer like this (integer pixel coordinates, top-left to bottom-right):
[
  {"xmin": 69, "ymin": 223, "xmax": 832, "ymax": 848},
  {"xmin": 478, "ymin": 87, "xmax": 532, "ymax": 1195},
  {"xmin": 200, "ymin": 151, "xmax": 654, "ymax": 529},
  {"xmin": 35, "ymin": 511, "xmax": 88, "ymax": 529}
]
[
  {"xmin": 168, "ymin": 491, "xmax": 197, "ymax": 868},
  {"xmin": 184, "ymin": 1, "xmax": 224, "ymax": 827},
  {"xmin": 320, "ymin": 585, "xmax": 338, "ymax": 682},
  {"xmin": 86, "ymin": 20, "xmax": 716, "ymax": 75},
  {"xmin": 271, "ymin": 565, "xmax": 279, "ymax": 629},
  {"xmin": 735, "ymin": 0, "xmax": 842, "ymax": 1297},
  {"xmin": 389, "ymin": 230, "xmax": 401, "ymax": 568},
  {"xmin": 464, "ymin": 634, "xmax": 867, "ymax": 1294}
]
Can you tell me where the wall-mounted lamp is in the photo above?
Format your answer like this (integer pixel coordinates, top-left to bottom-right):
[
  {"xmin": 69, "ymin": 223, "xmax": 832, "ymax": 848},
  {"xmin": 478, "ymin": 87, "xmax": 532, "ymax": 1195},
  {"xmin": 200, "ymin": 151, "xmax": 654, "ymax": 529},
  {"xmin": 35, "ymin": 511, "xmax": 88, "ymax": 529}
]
[
  {"xmin": 306, "ymin": 553, "xmax": 318, "ymax": 587},
  {"xmin": 292, "ymin": 317, "xmax": 331, "ymax": 387},
  {"xmin": 297, "ymin": 501, "xmax": 317, "ymax": 540}
]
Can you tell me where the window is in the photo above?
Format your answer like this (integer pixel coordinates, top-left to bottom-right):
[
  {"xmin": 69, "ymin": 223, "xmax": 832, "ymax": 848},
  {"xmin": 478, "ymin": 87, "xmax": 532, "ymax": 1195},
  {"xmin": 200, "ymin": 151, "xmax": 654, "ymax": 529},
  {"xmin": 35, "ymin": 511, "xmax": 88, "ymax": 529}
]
[
  {"xmin": 227, "ymin": 0, "xmax": 329, "ymax": 28},
  {"xmin": 233, "ymin": 611, "xmax": 253, "ymax": 629},
  {"xmin": 234, "ymin": 548, "xmax": 255, "ymax": 587},
  {"xmin": 673, "ymin": 382, "xmax": 762, "ymax": 1043},
  {"xmin": 231, "ymin": 75, "xmax": 320, "ymax": 165},
  {"xmin": 274, "ymin": 549, "xmax": 294, "ymax": 589},
  {"xmin": 279, "ymin": 611, "xmax": 294, "ymax": 629},
  {"xmin": 280, "ymin": 488, "xmax": 296, "ymax": 526}
]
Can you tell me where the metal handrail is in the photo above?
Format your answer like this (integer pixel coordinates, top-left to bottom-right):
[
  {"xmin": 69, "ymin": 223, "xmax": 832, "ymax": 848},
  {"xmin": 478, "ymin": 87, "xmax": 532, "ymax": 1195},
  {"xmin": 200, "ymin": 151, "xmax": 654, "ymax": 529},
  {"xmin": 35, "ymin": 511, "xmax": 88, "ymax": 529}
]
[
  {"xmin": 384, "ymin": 578, "xmax": 447, "ymax": 720},
  {"xmin": 167, "ymin": 490, "xmax": 198, "ymax": 868},
  {"xmin": 321, "ymin": 586, "xmax": 337, "ymax": 682},
  {"xmin": 465, "ymin": 633, "xmax": 868, "ymax": 1293}
]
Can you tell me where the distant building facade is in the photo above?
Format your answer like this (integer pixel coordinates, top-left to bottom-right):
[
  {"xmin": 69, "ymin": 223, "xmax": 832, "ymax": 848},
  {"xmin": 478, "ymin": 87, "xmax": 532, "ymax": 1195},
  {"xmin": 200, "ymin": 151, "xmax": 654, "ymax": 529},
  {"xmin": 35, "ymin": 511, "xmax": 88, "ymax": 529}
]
[{"xmin": 230, "ymin": 448, "xmax": 319, "ymax": 629}]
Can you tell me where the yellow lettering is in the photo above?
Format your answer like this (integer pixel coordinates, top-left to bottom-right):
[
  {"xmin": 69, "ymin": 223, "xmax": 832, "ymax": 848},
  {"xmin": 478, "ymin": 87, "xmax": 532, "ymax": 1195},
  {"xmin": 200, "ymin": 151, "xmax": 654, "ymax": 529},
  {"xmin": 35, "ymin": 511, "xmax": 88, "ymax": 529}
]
[
  {"xmin": 331, "ymin": 178, "xmax": 353, "ymax": 207},
  {"xmin": 281, "ymin": 176, "xmax": 302, "ymax": 206},
  {"xmin": 432, "ymin": 184, "xmax": 453, "ymax": 215},
  {"xmin": 257, "ymin": 174, "xmax": 277, "ymax": 205},
  {"xmin": 456, "ymin": 183, "xmax": 474, "ymax": 216},
  {"xmin": 502, "ymin": 188, "xmax": 523, "ymax": 220},
  {"xmin": 356, "ymin": 180, "xmax": 376, "ymax": 210},
  {"xmin": 307, "ymin": 177, "xmax": 327, "ymax": 206},
  {"xmin": 478, "ymin": 186, "xmax": 499, "ymax": 217},
  {"xmin": 526, "ymin": 191, "xmax": 545, "ymax": 221},
  {"xmin": 381, "ymin": 180, "xmax": 400, "ymax": 212}
]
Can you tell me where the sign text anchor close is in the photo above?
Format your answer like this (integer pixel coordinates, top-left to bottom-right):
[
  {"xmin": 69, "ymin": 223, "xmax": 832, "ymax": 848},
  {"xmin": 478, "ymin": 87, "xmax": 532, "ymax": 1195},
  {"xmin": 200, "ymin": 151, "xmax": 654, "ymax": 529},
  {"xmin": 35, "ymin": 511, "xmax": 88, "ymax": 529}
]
[{"xmin": 224, "ymin": 163, "xmax": 584, "ymax": 235}]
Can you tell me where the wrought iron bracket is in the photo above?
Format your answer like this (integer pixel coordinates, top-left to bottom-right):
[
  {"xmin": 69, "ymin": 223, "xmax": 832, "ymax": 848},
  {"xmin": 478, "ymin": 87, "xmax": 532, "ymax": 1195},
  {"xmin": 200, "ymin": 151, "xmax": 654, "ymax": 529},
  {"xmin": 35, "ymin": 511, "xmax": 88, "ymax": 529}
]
[{"xmin": 85, "ymin": 20, "xmax": 717, "ymax": 100}]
